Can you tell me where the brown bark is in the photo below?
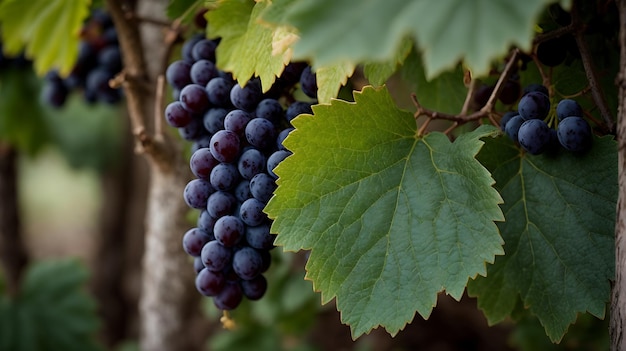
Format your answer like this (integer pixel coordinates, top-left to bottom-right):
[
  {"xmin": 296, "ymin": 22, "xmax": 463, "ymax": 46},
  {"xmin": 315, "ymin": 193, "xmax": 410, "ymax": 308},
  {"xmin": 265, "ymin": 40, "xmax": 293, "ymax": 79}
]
[
  {"xmin": 0, "ymin": 144, "xmax": 28, "ymax": 297},
  {"xmin": 612, "ymin": 1, "xmax": 626, "ymax": 349},
  {"xmin": 105, "ymin": 0, "xmax": 204, "ymax": 350}
]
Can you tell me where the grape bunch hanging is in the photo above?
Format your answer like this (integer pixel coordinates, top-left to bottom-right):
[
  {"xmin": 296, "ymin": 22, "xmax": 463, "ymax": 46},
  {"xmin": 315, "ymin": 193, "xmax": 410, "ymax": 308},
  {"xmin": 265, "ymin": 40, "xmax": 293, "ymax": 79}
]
[
  {"xmin": 500, "ymin": 84, "xmax": 593, "ymax": 155},
  {"xmin": 167, "ymin": 31, "xmax": 316, "ymax": 310},
  {"xmin": 42, "ymin": 10, "xmax": 123, "ymax": 108}
]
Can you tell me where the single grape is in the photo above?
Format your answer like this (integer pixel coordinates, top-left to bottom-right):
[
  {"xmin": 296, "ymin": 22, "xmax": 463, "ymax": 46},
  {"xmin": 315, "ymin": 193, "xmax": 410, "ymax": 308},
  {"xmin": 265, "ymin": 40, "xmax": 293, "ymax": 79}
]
[
  {"xmin": 195, "ymin": 268, "xmax": 225, "ymax": 296},
  {"xmin": 166, "ymin": 60, "xmax": 192, "ymax": 90},
  {"xmin": 498, "ymin": 80, "xmax": 521, "ymax": 105},
  {"xmin": 165, "ymin": 101, "xmax": 194, "ymax": 128},
  {"xmin": 255, "ymin": 98, "xmax": 284, "ymax": 123},
  {"xmin": 556, "ymin": 99, "xmax": 583, "ymax": 121},
  {"xmin": 203, "ymin": 107, "xmax": 229, "ymax": 134},
  {"xmin": 191, "ymin": 135, "xmax": 213, "ymax": 154},
  {"xmin": 518, "ymin": 91, "xmax": 550, "ymax": 120},
  {"xmin": 206, "ymin": 77, "xmax": 234, "ymax": 107},
  {"xmin": 190, "ymin": 59, "xmax": 219, "ymax": 86},
  {"xmin": 210, "ymin": 130, "xmax": 241, "ymax": 163},
  {"xmin": 238, "ymin": 148, "xmax": 266, "ymax": 180},
  {"xmin": 180, "ymin": 84, "xmax": 210, "ymax": 114},
  {"xmin": 213, "ymin": 281, "xmax": 243, "ymax": 310},
  {"xmin": 245, "ymin": 118, "xmax": 276, "ymax": 150},
  {"xmin": 214, "ymin": 215, "xmax": 245, "ymax": 247},
  {"xmin": 239, "ymin": 198, "xmax": 268, "ymax": 227},
  {"xmin": 190, "ymin": 147, "xmax": 220, "ymax": 179},
  {"xmin": 234, "ymin": 180, "xmax": 253, "ymax": 203},
  {"xmin": 232, "ymin": 247, "xmax": 263, "ymax": 280},
  {"xmin": 193, "ymin": 256, "xmax": 205, "ymax": 274},
  {"xmin": 249, "ymin": 173, "xmax": 277, "ymax": 203},
  {"xmin": 182, "ymin": 227, "xmax": 213, "ymax": 257},
  {"xmin": 505, "ymin": 114, "xmax": 525, "ymax": 142},
  {"xmin": 41, "ymin": 80, "xmax": 68, "ymax": 108},
  {"xmin": 191, "ymin": 39, "xmax": 217, "ymax": 63},
  {"xmin": 517, "ymin": 119, "xmax": 552, "ymax": 155},
  {"xmin": 259, "ymin": 249, "xmax": 272, "ymax": 273},
  {"xmin": 245, "ymin": 222, "xmax": 274, "ymax": 250},
  {"xmin": 230, "ymin": 80, "xmax": 262, "ymax": 112},
  {"xmin": 197, "ymin": 210, "xmax": 217, "ymax": 233},
  {"xmin": 241, "ymin": 274, "xmax": 267, "ymax": 300},
  {"xmin": 523, "ymin": 83, "xmax": 549, "ymax": 96},
  {"xmin": 98, "ymin": 46, "xmax": 122, "ymax": 73},
  {"xmin": 206, "ymin": 191, "xmax": 237, "ymax": 218},
  {"xmin": 224, "ymin": 109, "xmax": 253, "ymax": 136},
  {"xmin": 178, "ymin": 118, "xmax": 206, "ymax": 141},
  {"xmin": 500, "ymin": 111, "xmax": 518, "ymax": 132},
  {"xmin": 286, "ymin": 101, "xmax": 313, "ymax": 122},
  {"xmin": 209, "ymin": 163, "xmax": 240, "ymax": 191},
  {"xmin": 277, "ymin": 61, "xmax": 307, "ymax": 86},
  {"xmin": 473, "ymin": 84, "xmax": 494, "ymax": 108},
  {"xmin": 557, "ymin": 116, "xmax": 592, "ymax": 152},
  {"xmin": 201, "ymin": 240, "xmax": 232, "ymax": 272},
  {"xmin": 537, "ymin": 37, "xmax": 568, "ymax": 67},
  {"xmin": 267, "ymin": 150, "xmax": 292, "ymax": 179},
  {"xmin": 182, "ymin": 34, "xmax": 204, "ymax": 63},
  {"xmin": 299, "ymin": 66, "xmax": 317, "ymax": 98},
  {"xmin": 183, "ymin": 179, "xmax": 214, "ymax": 209}
]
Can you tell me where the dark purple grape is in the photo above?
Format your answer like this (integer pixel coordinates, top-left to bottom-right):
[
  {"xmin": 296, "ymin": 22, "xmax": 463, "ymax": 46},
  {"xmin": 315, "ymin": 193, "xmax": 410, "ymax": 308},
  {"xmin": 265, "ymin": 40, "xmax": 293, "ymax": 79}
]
[
  {"xmin": 245, "ymin": 118, "xmax": 276, "ymax": 150},
  {"xmin": 277, "ymin": 61, "xmax": 307, "ymax": 86},
  {"xmin": 518, "ymin": 91, "xmax": 550, "ymax": 121},
  {"xmin": 197, "ymin": 210, "xmax": 217, "ymax": 233},
  {"xmin": 182, "ymin": 227, "xmax": 213, "ymax": 257},
  {"xmin": 213, "ymin": 281, "xmax": 243, "ymax": 310},
  {"xmin": 267, "ymin": 150, "xmax": 292, "ymax": 179},
  {"xmin": 210, "ymin": 163, "xmax": 240, "ymax": 191},
  {"xmin": 230, "ymin": 80, "xmax": 262, "ymax": 112},
  {"xmin": 98, "ymin": 46, "xmax": 122, "ymax": 73},
  {"xmin": 182, "ymin": 34, "xmax": 204, "ymax": 63},
  {"xmin": 201, "ymin": 240, "xmax": 232, "ymax": 272},
  {"xmin": 255, "ymin": 98, "xmax": 284, "ymax": 123},
  {"xmin": 241, "ymin": 274, "xmax": 267, "ymax": 300},
  {"xmin": 166, "ymin": 60, "xmax": 192, "ymax": 90},
  {"xmin": 180, "ymin": 84, "xmax": 210, "ymax": 114},
  {"xmin": 286, "ymin": 101, "xmax": 313, "ymax": 121},
  {"xmin": 505, "ymin": 114, "xmax": 525, "ymax": 142},
  {"xmin": 41, "ymin": 80, "xmax": 68, "ymax": 108},
  {"xmin": 498, "ymin": 80, "xmax": 520, "ymax": 105},
  {"xmin": 210, "ymin": 130, "xmax": 241, "ymax": 163},
  {"xmin": 224, "ymin": 109, "xmax": 253, "ymax": 135},
  {"xmin": 473, "ymin": 84, "xmax": 494, "ymax": 107},
  {"xmin": 299, "ymin": 66, "xmax": 317, "ymax": 98},
  {"xmin": 259, "ymin": 250, "xmax": 272, "ymax": 272},
  {"xmin": 165, "ymin": 101, "xmax": 194, "ymax": 127},
  {"xmin": 249, "ymin": 173, "xmax": 277, "ymax": 203},
  {"xmin": 232, "ymin": 247, "xmax": 263, "ymax": 280},
  {"xmin": 556, "ymin": 99, "xmax": 583, "ymax": 121},
  {"xmin": 557, "ymin": 116, "xmax": 592, "ymax": 152},
  {"xmin": 500, "ymin": 111, "xmax": 518, "ymax": 132},
  {"xmin": 183, "ymin": 179, "xmax": 214, "ymax": 209},
  {"xmin": 537, "ymin": 37, "xmax": 568, "ymax": 67},
  {"xmin": 207, "ymin": 191, "xmax": 237, "ymax": 218},
  {"xmin": 86, "ymin": 67, "xmax": 116, "ymax": 99},
  {"xmin": 190, "ymin": 59, "xmax": 218, "ymax": 86},
  {"xmin": 518, "ymin": 119, "xmax": 552, "ymax": 155},
  {"xmin": 234, "ymin": 180, "xmax": 252, "ymax": 203},
  {"xmin": 206, "ymin": 77, "xmax": 234, "ymax": 107},
  {"xmin": 523, "ymin": 83, "xmax": 549, "ymax": 96},
  {"xmin": 178, "ymin": 118, "xmax": 205, "ymax": 141},
  {"xmin": 194, "ymin": 256, "xmax": 205, "ymax": 273},
  {"xmin": 239, "ymin": 198, "xmax": 268, "ymax": 227},
  {"xmin": 214, "ymin": 215, "xmax": 245, "ymax": 247},
  {"xmin": 238, "ymin": 148, "xmax": 266, "ymax": 180},
  {"xmin": 192, "ymin": 39, "xmax": 217, "ymax": 62},
  {"xmin": 277, "ymin": 127, "xmax": 294, "ymax": 151},
  {"xmin": 190, "ymin": 148, "xmax": 220, "ymax": 179},
  {"xmin": 245, "ymin": 223, "xmax": 274, "ymax": 250},
  {"xmin": 195, "ymin": 268, "xmax": 225, "ymax": 296},
  {"xmin": 203, "ymin": 107, "xmax": 229, "ymax": 134}
]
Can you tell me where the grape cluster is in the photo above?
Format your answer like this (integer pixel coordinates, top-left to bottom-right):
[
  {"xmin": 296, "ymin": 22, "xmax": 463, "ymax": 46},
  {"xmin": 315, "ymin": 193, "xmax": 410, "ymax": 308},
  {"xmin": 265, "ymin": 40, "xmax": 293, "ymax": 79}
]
[
  {"xmin": 501, "ymin": 84, "xmax": 592, "ymax": 154},
  {"xmin": 169, "ymin": 33, "xmax": 315, "ymax": 310},
  {"xmin": 42, "ymin": 10, "xmax": 122, "ymax": 108}
]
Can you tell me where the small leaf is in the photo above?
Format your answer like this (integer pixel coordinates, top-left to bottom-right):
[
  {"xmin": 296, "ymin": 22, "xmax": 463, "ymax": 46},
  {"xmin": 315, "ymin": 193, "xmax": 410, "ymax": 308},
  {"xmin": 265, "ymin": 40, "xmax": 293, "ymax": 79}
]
[
  {"xmin": 207, "ymin": 0, "xmax": 293, "ymax": 92},
  {"xmin": 468, "ymin": 136, "xmax": 616, "ymax": 342},
  {"xmin": 0, "ymin": 0, "xmax": 90, "ymax": 76},
  {"xmin": 315, "ymin": 61, "xmax": 355, "ymax": 104},
  {"xmin": 265, "ymin": 86, "xmax": 504, "ymax": 338},
  {"xmin": 271, "ymin": 0, "xmax": 570, "ymax": 80},
  {"xmin": 166, "ymin": 0, "xmax": 204, "ymax": 20}
]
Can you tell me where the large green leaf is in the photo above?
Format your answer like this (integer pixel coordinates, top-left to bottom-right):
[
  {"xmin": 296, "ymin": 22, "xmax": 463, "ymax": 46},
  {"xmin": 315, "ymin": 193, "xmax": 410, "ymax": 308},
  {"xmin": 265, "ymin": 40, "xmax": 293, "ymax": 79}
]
[
  {"xmin": 468, "ymin": 136, "xmax": 616, "ymax": 342},
  {"xmin": 0, "ymin": 0, "xmax": 90, "ymax": 76},
  {"xmin": 265, "ymin": 86, "xmax": 505, "ymax": 338},
  {"xmin": 0, "ymin": 259, "xmax": 103, "ymax": 351},
  {"xmin": 268, "ymin": 0, "xmax": 569, "ymax": 80},
  {"xmin": 207, "ymin": 0, "xmax": 293, "ymax": 92}
]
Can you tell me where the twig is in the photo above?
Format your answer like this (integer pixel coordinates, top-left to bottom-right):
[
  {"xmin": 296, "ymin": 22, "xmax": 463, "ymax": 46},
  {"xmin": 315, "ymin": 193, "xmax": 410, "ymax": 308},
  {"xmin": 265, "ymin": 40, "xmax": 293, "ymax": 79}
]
[
  {"xmin": 154, "ymin": 75, "xmax": 165, "ymax": 139},
  {"xmin": 460, "ymin": 77, "xmax": 477, "ymax": 116},
  {"xmin": 480, "ymin": 48, "xmax": 520, "ymax": 114},
  {"xmin": 125, "ymin": 12, "xmax": 172, "ymax": 27}
]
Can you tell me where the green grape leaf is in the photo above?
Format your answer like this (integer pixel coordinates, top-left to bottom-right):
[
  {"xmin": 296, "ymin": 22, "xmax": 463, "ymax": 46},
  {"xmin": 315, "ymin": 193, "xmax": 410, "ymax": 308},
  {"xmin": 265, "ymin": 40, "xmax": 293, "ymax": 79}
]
[
  {"xmin": 207, "ymin": 0, "xmax": 293, "ymax": 92},
  {"xmin": 265, "ymin": 86, "xmax": 505, "ymax": 338},
  {"xmin": 166, "ymin": 0, "xmax": 203, "ymax": 20},
  {"xmin": 0, "ymin": 0, "xmax": 90, "ymax": 76},
  {"xmin": 468, "ymin": 136, "xmax": 616, "ymax": 342},
  {"xmin": 363, "ymin": 38, "xmax": 413, "ymax": 87},
  {"xmin": 272, "ymin": 0, "xmax": 570, "ymax": 80},
  {"xmin": 1, "ymin": 259, "xmax": 102, "ymax": 351},
  {"xmin": 315, "ymin": 61, "xmax": 355, "ymax": 104}
]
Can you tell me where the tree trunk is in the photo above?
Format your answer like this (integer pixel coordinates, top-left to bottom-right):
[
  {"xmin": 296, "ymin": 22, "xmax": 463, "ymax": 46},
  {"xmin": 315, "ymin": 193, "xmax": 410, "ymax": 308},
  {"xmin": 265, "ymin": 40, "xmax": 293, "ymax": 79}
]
[
  {"xmin": 0, "ymin": 143, "xmax": 28, "ymax": 297},
  {"xmin": 612, "ymin": 1, "xmax": 626, "ymax": 349}
]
